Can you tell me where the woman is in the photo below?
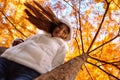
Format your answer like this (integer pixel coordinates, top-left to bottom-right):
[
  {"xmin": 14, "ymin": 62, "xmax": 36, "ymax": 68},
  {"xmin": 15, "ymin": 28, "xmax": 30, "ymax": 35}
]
[{"xmin": 0, "ymin": 1, "xmax": 72, "ymax": 80}]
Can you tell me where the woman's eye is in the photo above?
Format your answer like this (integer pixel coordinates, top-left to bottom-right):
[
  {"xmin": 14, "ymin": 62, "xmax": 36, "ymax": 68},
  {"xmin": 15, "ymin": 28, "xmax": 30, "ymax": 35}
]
[
  {"xmin": 64, "ymin": 31, "xmax": 66, "ymax": 34},
  {"xmin": 64, "ymin": 31, "xmax": 68, "ymax": 34},
  {"xmin": 58, "ymin": 26, "xmax": 61, "ymax": 28}
]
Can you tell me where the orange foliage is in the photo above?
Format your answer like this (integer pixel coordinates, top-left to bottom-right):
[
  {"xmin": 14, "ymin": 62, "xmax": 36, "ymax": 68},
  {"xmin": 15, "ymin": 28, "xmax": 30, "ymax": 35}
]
[{"xmin": 0, "ymin": 0, "xmax": 120, "ymax": 80}]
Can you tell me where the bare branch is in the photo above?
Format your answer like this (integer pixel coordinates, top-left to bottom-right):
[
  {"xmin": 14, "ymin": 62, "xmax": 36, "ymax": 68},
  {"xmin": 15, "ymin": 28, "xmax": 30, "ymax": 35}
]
[
  {"xmin": 64, "ymin": 0, "xmax": 79, "ymax": 13},
  {"xmin": 84, "ymin": 64, "xmax": 94, "ymax": 80},
  {"xmin": 6, "ymin": 26, "xmax": 14, "ymax": 39},
  {"xmin": 105, "ymin": 0, "xmax": 112, "ymax": 4},
  {"xmin": 112, "ymin": 0, "xmax": 120, "ymax": 9},
  {"xmin": 112, "ymin": 61, "xmax": 120, "ymax": 64},
  {"xmin": 87, "ymin": 61, "xmax": 120, "ymax": 80},
  {"xmin": 104, "ymin": 0, "xmax": 108, "ymax": 3},
  {"xmin": 118, "ymin": 27, "xmax": 120, "ymax": 36},
  {"xmin": 78, "ymin": 0, "xmax": 85, "ymax": 53},
  {"xmin": 0, "ymin": 10, "xmax": 27, "ymax": 38},
  {"xmin": 64, "ymin": 0, "xmax": 85, "ymax": 54},
  {"xmin": 89, "ymin": 56, "xmax": 120, "ymax": 70},
  {"xmin": 74, "ymin": 38, "xmax": 81, "ymax": 55},
  {"xmin": 89, "ymin": 34, "xmax": 119, "ymax": 53},
  {"xmin": 64, "ymin": 0, "xmax": 85, "ymax": 53},
  {"xmin": 87, "ymin": 2, "xmax": 110, "ymax": 54}
]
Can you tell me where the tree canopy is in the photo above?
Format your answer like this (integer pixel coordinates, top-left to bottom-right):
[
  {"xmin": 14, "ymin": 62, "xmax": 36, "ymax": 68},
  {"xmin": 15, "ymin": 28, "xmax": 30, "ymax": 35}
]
[{"xmin": 0, "ymin": 0, "xmax": 120, "ymax": 80}]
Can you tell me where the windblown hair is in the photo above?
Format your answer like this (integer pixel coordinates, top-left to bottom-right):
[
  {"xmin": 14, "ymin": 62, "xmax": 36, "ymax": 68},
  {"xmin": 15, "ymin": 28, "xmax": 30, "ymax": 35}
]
[{"xmin": 24, "ymin": 1, "xmax": 63, "ymax": 33}]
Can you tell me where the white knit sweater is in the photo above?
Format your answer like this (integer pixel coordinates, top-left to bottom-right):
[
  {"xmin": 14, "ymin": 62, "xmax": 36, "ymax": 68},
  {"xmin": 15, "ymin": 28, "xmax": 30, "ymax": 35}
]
[{"xmin": 1, "ymin": 33, "xmax": 68, "ymax": 73}]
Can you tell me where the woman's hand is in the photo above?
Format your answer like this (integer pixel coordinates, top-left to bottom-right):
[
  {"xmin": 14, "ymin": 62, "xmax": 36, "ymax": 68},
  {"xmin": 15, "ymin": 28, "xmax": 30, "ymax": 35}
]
[{"xmin": 12, "ymin": 38, "xmax": 24, "ymax": 46}]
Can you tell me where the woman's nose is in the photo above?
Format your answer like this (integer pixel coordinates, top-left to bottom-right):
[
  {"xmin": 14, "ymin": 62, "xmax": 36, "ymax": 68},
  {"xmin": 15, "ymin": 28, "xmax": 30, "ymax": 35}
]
[{"xmin": 58, "ymin": 30, "xmax": 63, "ymax": 36}]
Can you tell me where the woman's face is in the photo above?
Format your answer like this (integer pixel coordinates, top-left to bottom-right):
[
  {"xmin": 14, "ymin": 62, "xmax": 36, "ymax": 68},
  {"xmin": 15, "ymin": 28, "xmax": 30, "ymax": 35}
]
[{"xmin": 52, "ymin": 24, "xmax": 69, "ymax": 39}]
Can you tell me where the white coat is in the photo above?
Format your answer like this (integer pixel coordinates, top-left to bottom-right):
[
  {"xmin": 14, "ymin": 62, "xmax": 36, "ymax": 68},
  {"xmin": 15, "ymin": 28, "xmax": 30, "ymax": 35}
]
[{"xmin": 1, "ymin": 32, "xmax": 68, "ymax": 74}]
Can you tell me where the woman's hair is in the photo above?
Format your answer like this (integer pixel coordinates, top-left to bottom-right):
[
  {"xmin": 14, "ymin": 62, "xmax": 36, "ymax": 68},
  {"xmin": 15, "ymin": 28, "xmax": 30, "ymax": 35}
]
[
  {"xmin": 24, "ymin": 1, "xmax": 71, "ymax": 40},
  {"xmin": 49, "ymin": 22, "xmax": 70, "ymax": 34}
]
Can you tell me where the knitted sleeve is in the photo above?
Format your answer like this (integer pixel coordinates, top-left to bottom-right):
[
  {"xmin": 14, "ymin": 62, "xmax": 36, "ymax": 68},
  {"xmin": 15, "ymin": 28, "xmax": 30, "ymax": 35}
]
[{"xmin": 52, "ymin": 43, "xmax": 68, "ymax": 69}]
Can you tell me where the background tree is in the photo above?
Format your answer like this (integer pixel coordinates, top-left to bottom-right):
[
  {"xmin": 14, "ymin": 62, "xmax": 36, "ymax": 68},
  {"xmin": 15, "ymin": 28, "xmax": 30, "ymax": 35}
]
[{"xmin": 0, "ymin": 0, "xmax": 120, "ymax": 80}]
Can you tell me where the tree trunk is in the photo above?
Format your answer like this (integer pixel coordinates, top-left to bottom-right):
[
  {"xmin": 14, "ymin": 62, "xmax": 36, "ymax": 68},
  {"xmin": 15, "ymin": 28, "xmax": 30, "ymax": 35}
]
[{"xmin": 35, "ymin": 53, "xmax": 88, "ymax": 80}]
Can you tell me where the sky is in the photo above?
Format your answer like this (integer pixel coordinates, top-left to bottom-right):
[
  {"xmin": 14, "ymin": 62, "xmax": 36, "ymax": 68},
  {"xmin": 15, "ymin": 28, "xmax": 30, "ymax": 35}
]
[{"xmin": 47, "ymin": 0, "xmax": 106, "ymax": 28}]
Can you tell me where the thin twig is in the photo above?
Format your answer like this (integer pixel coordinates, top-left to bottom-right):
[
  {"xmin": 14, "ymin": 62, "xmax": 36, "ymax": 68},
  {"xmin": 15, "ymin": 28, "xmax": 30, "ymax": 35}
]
[
  {"xmin": 75, "ymin": 38, "xmax": 81, "ymax": 55},
  {"xmin": 112, "ymin": 0, "xmax": 120, "ymax": 9},
  {"xmin": 64, "ymin": 0, "xmax": 85, "ymax": 53},
  {"xmin": 89, "ymin": 56, "xmax": 120, "ymax": 70},
  {"xmin": 0, "ymin": 10, "xmax": 27, "ymax": 38},
  {"xmin": 6, "ymin": 26, "xmax": 14, "ymax": 39},
  {"xmin": 99, "ymin": 62, "xmax": 120, "ymax": 71},
  {"xmin": 64, "ymin": 0, "xmax": 79, "ymax": 14},
  {"xmin": 84, "ymin": 64, "xmax": 94, "ymax": 80},
  {"xmin": 74, "ymin": 4, "xmax": 81, "ymax": 55},
  {"xmin": 78, "ymin": 0, "xmax": 85, "ymax": 53},
  {"xmin": 64, "ymin": 0, "xmax": 82, "ymax": 55},
  {"xmin": 112, "ymin": 61, "xmax": 120, "ymax": 63},
  {"xmin": 10, "ymin": 17, "xmax": 36, "ymax": 34},
  {"xmin": 89, "ymin": 34, "xmax": 119, "ymax": 53}
]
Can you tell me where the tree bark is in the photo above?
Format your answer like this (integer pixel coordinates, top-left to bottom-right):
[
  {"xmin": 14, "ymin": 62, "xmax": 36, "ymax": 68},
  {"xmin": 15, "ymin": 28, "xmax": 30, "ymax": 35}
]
[{"xmin": 35, "ymin": 53, "xmax": 88, "ymax": 80}]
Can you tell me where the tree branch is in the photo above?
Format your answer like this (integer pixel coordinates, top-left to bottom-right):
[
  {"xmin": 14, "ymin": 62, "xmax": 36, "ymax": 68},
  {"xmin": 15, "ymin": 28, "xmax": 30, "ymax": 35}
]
[
  {"xmin": 112, "ymin": 0, "xmax": 120, "ymax": 9},
  {"xmin": 87, "ymin": 61, "xmax": 120, "ymax": 80},
  {"xmin": 89, "ymin": 56, "xmax": 120, "ymax": 70},
  {"xmin": 74, "ymin": 38, "xmax": 81, "ymax": 55},
  {"xmin": 84, "ymin": 64, "xmax": 94, "ymax": 80},
  {"xmin": 89, "ymin": 34, "xmax": 119, "ymax": 53},
  {"xmin": 87, "ymin": 2, "xmax": 110, "ymax": 53},
  {"xmin": 78, "ymin": 0, "xmax": 85, "ymax": 53},
  {"xmin": 64, "ymin": 0, "xmax": 79, "ymax": 13},
  {"xmin": 0, "ymin": 10, "xmax": 27, "ymax": 38}
]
